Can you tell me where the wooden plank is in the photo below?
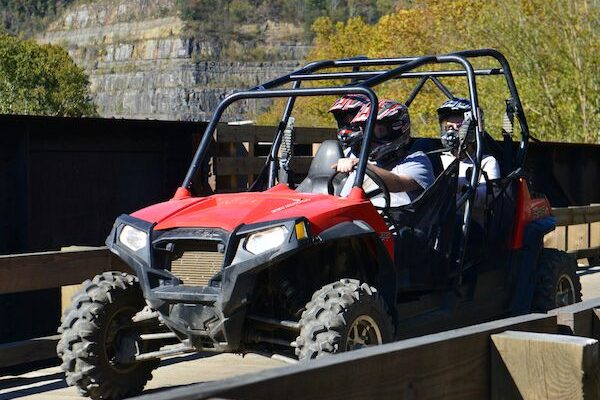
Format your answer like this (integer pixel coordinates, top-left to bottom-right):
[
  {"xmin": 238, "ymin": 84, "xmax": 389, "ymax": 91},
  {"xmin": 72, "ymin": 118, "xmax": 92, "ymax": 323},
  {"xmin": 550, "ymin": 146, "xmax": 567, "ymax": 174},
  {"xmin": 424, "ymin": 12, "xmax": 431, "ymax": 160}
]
[
  {"xmin": 567, "ymin": 224, "xmax": 589, "ymax": 252},
  {"xmin": 214, "ymin": 156, "xmax": 313, "ymax": 176},
  {"xmin": 553, "ymin": 205, "xmax": 600, "ymax": 226},
  {"xmin": 548, "ymin": 226, "xmax": 567, "ymax": 251},
  {"xmin": 551, "ymin": 297, "xmax": 600, "ymax": 337},
  {"xmin": 217, "ymin": 124, "xmax": 335, "ymax": 145},
  {"xmin": 137, "ymin": 313, "xmax": 556, "ymax": 400},
  {"xmin": 592, "ymin": 222, "xmax": 600, "ymax": 248},
  {"xmin": 312, "ymin": 142, "xmax": 320, "ymax": 156},
  {"xmin": 0, "ymin": 335, "xmax": 60, "ymax": 368},
  {"xmin": 491, "ymin": 331, "xmax": 600, "ymax": 400},
  {"xmin": 61, "ymin": 284, "xmax": 81, "ymax": 313},
  {"xmin": 544, "ymin": 231, "xmax": 558, "ymax": 249},
  {"xmin": 0, "ymin": 248, "xmax": 112, "ymax": 294},
  {"xmin": 570, "ymin": 246, "xmax": 600, "ymax": 261}
]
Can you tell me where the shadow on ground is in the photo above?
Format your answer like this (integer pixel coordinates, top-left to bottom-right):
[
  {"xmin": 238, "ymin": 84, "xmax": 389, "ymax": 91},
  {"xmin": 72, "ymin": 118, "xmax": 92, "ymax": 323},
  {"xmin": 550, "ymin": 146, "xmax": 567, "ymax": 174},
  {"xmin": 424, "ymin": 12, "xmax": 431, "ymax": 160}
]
[
  {"xmin": 158, "ymin": 352, "xmax": 213, "ymax": 368},
  {"xmin": 578, "ymin": 265, "xmax": 600, "ymax": 277},
  {"xmin": 0, "ymin": 371, "xmax": 66, "ymax": 399}
]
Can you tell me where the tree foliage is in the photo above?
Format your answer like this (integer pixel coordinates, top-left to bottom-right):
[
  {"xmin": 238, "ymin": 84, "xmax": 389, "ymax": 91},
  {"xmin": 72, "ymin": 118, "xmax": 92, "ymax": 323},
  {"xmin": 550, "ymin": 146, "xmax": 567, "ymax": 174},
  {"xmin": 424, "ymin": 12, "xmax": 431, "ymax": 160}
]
[
  {"xmin": 0, "ymin": 0, "xmax": 74, "ymax": 37},
  {"xmin": 177, "ymin": 0, "xmax": 404, "ymax": 60},
  {"xmin": 259, "ymin": 0, "xmax": 600, "ymax": 143},
  {"xmin": 0, "ymin": 32, "xmax": 97, "ymax": 117}
]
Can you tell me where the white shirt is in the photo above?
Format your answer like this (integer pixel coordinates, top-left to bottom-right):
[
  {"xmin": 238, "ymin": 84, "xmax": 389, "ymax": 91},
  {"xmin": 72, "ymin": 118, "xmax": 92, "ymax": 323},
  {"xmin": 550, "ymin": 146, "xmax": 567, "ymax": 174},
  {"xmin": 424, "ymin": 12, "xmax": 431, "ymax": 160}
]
[{"xmin": 441, "ymin": 152, "xmax": 500, "ymax": 225}]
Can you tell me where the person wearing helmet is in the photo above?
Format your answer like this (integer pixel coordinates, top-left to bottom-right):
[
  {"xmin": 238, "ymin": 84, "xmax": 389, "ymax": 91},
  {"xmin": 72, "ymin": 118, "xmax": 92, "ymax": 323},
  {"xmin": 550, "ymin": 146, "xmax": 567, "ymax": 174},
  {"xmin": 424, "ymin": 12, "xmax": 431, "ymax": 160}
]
[
  {"xmin": 334, "ymin": 99, "xmax": 435, "ymax": 208},
  {"xmin": 328, "ymin": 94, "xmax": 369, "ymax": 155},
  {"xmin": 437, "ymin": 98, "xmax": 500, "ymax": 225}
]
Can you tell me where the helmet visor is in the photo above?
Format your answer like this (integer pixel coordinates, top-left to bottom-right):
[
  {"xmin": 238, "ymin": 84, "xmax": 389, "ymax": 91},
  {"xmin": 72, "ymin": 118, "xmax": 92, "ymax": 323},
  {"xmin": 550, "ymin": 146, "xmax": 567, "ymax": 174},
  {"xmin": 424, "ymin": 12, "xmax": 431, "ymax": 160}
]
[{"xmin": 337, "ymin": 124, "xmax": 363, "ymax": 146}]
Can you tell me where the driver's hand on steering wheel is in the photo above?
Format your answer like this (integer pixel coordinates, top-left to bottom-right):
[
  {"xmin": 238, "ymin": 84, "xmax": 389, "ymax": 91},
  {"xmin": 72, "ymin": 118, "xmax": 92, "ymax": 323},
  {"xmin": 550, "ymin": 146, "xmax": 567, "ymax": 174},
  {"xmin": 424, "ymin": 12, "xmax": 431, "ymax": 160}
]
[{"xmin": 332, "ymin": 158, "xmax": 359, "ymax": 173}]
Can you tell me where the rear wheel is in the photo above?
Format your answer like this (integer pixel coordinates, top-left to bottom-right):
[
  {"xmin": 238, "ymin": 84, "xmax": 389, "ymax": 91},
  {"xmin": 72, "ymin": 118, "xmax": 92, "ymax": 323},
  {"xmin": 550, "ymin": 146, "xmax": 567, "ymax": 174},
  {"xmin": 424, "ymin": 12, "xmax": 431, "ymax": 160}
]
[
  {"xmin": 532, "ymin": 249, "xmax": 582, "ymax": 312},
  {"xmin": 293, "ymin": 279, "xmax": 393, "ymax": 361},
  {"xmin": 57, "ymin": 272, "xmax": 159, "ymax": 400}
]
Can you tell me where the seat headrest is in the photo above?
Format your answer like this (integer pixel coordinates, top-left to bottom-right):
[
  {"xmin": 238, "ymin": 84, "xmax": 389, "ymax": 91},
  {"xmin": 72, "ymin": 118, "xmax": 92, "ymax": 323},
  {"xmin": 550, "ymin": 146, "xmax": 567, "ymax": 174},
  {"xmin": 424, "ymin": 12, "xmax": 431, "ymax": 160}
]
[{"xmin": 308, "ymin": 140, "xmax": 344, "ymax": 177}]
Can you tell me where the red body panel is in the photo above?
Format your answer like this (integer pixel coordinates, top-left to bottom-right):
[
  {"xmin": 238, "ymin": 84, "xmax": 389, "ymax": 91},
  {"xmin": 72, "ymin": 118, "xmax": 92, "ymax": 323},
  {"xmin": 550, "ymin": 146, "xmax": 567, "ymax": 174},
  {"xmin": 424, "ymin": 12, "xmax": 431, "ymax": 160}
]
[
  {"xmin": 131, "ymin": 184, "xmax": 394, "ymax": 257},
  {"xmin": 510, "ymin": 178, "xmax": 552, "ymax": 249}
]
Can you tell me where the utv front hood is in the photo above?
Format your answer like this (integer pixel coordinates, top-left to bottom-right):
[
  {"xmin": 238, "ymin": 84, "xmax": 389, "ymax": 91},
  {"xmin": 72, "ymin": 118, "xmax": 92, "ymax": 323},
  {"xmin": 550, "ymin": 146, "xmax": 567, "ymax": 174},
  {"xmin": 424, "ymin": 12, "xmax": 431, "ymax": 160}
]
[{"xmin": 131, "ymin": 184, "xmax": 382, "ymax": 234}]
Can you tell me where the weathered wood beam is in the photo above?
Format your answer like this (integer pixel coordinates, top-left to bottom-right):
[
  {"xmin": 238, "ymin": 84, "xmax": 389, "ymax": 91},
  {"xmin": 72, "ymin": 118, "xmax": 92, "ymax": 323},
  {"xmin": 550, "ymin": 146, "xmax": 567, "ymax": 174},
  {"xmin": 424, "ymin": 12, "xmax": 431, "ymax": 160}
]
[
  {"xmin": 491, "ymin": 331, "xmax": 600, "ymax": 400},
  {"xmin": 553, "ymin": 205, "xmax": 600, "ymax": 226},
  {"xmin": 0, "ymin": 247, "xmax": 129, "ymax": 294},
  {"xmin": 217, "ymin": 124, "xmax": 335, "ymax": 145}
]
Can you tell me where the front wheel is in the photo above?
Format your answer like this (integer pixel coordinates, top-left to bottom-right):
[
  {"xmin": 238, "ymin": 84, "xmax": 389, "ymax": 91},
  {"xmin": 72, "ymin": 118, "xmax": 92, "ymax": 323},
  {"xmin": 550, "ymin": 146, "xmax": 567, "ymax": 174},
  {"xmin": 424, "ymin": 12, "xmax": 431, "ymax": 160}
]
[
  {"xmin": 294, "ymin": 279, "xmax": 393, "ymax": 361},
  {"xmin": 532, "ymin": 249, "xmax": 582, "ymax": 312},
  {"xmin": 57, "ymin": 272, "xmax": 160, "ymax": 400}
]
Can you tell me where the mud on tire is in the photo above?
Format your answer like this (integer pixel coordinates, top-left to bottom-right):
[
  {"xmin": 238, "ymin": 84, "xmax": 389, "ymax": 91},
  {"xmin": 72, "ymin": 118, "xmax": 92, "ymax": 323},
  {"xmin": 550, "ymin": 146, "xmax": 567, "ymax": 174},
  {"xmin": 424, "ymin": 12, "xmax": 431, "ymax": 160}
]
[
  {"xmin": 532, "ymin": 248, "xmax": 582, "ymax": 312},
  {"xmin": 294, "ymin": 279, "xmax": 393, "ymax": 361},
  {"xmin": 57, "ymin": 272, "xmax": 159, "ymax": 400}
]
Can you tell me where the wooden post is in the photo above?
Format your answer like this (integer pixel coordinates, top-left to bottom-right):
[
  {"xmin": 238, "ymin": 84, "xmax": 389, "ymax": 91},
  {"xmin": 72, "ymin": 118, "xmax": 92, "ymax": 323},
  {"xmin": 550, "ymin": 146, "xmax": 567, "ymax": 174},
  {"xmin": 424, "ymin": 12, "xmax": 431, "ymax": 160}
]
[
  {"xmin": 568, "ymin": 224, "xmax": 589, "ymax": 255},
  {"xmin": 246, "ymin": 141, "xmax": 255, "ymax": 188},
  {"xmin": 491, "ymin": 331, "xmax": 600, "ymax": 400},
  {"xmin": 592, "ymin": 222, "xmax": 600, "ymax": 248}
]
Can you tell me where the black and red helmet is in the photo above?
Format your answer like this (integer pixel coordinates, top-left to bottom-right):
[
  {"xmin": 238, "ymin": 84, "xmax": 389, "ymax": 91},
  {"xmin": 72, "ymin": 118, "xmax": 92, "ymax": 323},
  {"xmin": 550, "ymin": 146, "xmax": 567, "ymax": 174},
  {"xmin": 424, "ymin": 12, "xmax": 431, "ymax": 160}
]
[
  {"xmin": 329, "ymin": 94, "xmax": 370, "ymax": 148},
  {"xmin": 351, "ymin": 99, "xmax": 411, "ymax": 161}
]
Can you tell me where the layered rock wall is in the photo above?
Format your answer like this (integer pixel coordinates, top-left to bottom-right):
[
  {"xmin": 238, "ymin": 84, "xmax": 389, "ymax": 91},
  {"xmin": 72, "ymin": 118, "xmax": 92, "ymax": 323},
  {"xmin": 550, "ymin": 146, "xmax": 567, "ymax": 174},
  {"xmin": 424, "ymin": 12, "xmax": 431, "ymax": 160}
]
[{"xmin": 39, "ymin": 0, "xmax": 309, "ymax": 121}]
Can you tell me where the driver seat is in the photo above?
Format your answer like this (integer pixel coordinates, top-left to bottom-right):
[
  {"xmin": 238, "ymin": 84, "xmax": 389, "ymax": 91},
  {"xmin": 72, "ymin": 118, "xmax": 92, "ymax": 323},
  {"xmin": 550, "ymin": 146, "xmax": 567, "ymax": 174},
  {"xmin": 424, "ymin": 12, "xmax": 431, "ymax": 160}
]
[{"xmin": 296, "ymin": 140, "xmax": 344, "ymax": 194}]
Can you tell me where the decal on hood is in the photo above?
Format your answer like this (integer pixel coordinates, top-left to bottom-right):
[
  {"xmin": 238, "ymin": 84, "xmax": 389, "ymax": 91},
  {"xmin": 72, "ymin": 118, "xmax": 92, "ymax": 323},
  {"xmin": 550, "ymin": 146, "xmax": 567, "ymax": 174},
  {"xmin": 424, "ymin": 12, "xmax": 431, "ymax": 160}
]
[{"xmin": 271, "ymin": 198, "xmax": 311, "ymax": 214}]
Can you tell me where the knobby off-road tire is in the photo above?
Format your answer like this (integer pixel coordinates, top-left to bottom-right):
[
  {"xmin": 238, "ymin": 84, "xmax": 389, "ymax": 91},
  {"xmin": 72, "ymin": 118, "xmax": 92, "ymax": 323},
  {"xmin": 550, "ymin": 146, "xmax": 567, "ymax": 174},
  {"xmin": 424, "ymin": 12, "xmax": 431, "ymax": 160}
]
[
  {"xmin": 294, "ymin": 279, "xmax": 393, "ymax": 361},
  {"xmin": 57, "ymin": 272, "xmax": 159, "ymax": 400},
  {"xmin": 532, "ymin": 248, "xmax": 582, "ymax": 312}
]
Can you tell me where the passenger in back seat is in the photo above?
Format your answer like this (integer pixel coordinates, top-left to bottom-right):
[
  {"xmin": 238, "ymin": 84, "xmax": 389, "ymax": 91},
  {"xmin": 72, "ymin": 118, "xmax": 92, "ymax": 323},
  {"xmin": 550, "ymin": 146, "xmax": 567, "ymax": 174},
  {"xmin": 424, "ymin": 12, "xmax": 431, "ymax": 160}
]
[{"xmin": 437, "ymin": 98, "xmax": 500, "ymax": 226}]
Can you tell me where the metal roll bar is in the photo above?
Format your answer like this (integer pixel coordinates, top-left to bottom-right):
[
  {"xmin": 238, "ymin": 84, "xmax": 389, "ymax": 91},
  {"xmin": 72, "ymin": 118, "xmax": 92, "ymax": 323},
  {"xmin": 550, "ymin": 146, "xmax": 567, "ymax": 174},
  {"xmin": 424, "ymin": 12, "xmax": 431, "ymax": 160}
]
[
  {"xmin": 178, "ymin": 49, "xmax": 530, "ymax": 277},
  {"xmin": 182, "ymin": 87, "xmax": 378, "ymax": 192}
]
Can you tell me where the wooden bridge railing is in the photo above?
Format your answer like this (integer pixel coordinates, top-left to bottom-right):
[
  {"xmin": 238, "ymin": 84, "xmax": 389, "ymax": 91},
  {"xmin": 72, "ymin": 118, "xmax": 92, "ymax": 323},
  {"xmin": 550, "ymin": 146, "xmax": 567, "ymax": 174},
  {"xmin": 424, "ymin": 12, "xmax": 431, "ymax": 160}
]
[
  {"xmin": 547, "ymin": 204, "xmax": 600, "ymax": 265},
  {"xmin": 213, "ymin": 123, "xmax": 334, "ymax": 192},
  {"xmin": 0, "ymin": 247, "xmax": 128, "ymax": 369},
  {"xmin": 134, "ymin": 298, "xmax": 600, "ymax": 400}
]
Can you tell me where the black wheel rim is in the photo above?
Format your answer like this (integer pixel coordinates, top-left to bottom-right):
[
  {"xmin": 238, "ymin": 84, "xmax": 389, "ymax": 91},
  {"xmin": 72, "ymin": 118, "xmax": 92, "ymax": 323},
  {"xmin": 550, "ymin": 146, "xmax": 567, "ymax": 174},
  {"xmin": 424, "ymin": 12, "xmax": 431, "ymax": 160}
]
[
  {"xmin": 103, "ymin": 305, "xmax": 140, "ymax": 373},
  {"xmin": 345, "ymin": 315, "xmax": 383, "ymax": 351},
  {"xmin": 555, "ymin": 273, "xmax": 576, "ymax": 307}
]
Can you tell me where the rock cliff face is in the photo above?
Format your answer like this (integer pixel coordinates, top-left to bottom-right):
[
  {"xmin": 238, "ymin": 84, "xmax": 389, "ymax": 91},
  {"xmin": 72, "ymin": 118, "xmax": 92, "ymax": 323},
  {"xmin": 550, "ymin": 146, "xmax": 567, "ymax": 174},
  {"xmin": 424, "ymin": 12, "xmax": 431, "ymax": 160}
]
[{"xmin": 38, "ymin": 0, "xmax": 310, "ymax": 121}]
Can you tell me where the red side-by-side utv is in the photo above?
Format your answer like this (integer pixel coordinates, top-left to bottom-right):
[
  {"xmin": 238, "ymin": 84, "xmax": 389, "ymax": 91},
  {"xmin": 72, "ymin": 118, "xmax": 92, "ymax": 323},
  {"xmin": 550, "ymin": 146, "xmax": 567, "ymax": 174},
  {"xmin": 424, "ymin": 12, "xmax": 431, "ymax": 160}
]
[{"xmin": 57, "ymin": 49, "xmax": 581, "ymax": 399}]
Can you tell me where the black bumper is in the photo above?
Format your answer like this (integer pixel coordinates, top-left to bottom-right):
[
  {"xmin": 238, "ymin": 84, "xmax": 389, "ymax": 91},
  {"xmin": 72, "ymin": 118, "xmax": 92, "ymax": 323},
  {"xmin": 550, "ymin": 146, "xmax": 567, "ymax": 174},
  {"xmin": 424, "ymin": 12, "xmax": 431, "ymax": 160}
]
[{"xmin": 105, "ymin": 214, "xmax": 310, "ymax": 352}]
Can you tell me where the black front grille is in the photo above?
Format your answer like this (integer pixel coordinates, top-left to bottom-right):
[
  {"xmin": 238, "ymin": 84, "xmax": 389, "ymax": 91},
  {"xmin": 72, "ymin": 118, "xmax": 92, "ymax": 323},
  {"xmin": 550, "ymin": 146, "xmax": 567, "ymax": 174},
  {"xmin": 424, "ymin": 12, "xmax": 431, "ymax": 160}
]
[
  {"xmin": 170, "ymin": 247, "xmax": 225, "ymax": 286},
  {"xmin": 153, "ymin": 228, "xmax": 230, "ymax": 287}
]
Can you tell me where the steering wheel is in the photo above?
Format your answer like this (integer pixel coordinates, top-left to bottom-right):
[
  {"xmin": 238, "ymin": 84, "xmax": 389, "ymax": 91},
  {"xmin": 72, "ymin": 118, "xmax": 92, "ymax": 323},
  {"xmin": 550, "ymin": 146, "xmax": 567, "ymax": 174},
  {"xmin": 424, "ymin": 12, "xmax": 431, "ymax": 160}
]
[{"xmin": 327, "ymin": 168, "xmax": 391, "ymax": 210}]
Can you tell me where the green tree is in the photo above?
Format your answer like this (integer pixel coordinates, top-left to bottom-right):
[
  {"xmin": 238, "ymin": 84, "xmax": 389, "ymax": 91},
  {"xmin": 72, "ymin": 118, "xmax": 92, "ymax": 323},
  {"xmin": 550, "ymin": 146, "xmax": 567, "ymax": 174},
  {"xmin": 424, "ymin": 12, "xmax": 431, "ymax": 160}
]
[
  {"xmin": 177, "ymin": 0, "xmax": 403, "ymax": 57},
  {"xmin": 0, "ymin": 32, "xmax": 97, "ymax": 116},
  {"xmin": 260, "ymin": 0, "xmax": 600, "ymax": 143},
  {"xmin": 480, "ymin": 0, "xmax": 600, "ymax": 144}
]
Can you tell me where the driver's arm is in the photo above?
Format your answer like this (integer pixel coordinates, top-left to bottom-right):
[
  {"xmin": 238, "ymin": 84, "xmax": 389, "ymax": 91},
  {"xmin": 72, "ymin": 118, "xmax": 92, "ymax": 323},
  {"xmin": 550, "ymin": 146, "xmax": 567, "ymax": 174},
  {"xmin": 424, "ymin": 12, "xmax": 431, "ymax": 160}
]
[
  {"xmin": 366, "ymin": 164, "xmax": 422, "ymax": 192},
  {"xmin": 334, "ymin": 158, "xmax": 421, "ymax": 192}
]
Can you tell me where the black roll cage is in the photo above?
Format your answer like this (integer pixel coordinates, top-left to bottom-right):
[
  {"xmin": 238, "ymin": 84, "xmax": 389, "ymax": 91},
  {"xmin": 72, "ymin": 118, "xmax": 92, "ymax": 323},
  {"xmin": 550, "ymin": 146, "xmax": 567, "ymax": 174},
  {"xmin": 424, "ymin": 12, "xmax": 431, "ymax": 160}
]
[{"xmin": 180, "ymin": 48, "xmax": 530, "ymax": 270}]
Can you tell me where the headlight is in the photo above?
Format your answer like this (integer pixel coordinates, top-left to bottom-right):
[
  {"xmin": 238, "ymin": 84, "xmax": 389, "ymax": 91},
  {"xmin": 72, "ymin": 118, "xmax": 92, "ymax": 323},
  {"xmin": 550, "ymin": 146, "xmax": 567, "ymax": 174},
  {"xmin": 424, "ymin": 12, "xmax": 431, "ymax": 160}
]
[
  {"xmin": 119, "ymin": 225, "xmax": 148, "ymax": 252},
  {"xmin": 245, "ymin": 226, "xmax": 288, "ymax": 255}
]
